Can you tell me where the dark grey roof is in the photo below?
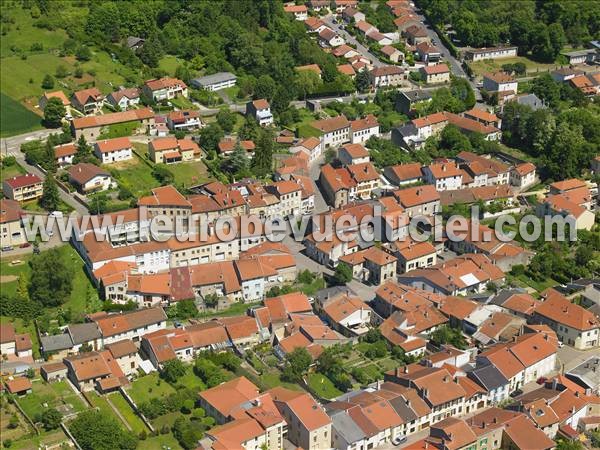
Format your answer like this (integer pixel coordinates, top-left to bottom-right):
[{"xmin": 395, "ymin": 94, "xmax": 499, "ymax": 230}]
[
  {"xmin": 489, "ymin": 289, "xmax": 527, "ymax": 307},
  {"xmin": 191, "ymin": 72, "xmax": 237, "ymax": 87},
  {"xmin": 401, "ymin": 90, "xmax": 432, "ymax": 102},
  {"xmin": 126, "ymin": 37, "xmax": 144, "ymax": 48},
  {"xmin": 388, "ymin": 396, "xmax": 418, "ymax": 422},
  {"xmin": 329, "ymin": 410, "xmax": 366, "ymax": 443},
  {"xmin": 68, "ymin": 322, "xmax": 101, "ymax": 344},
  {"xmin": 395, "ymin": 123, "xmax": 418, "ymax": 138},
  {"xmin": 513, "ymin": 94, "xmax": 547, "ymax": 111},
  {"xmin": 468, "ymin": 365, "xmax": 509, "ymax": 391},
  {"xmin": 314, "ymin": 286, "xmax": 357, "ymax": 305},
  {"xmin": 40, "ymin": 333, "xmax": 74, "ymax": 352},
  {"xmin": 566, "ymin": 356, "xmax": 600, "ymax": 389}
]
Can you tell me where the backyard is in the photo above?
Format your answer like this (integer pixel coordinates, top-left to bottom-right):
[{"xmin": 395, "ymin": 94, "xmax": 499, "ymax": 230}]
[
  {"xmin": 107, "ymin": 392, "xmax": 148, "ymax": 434},
  {"xmin": 16, "ymin": 379, "xmax": 87, "ymax": 421},
  {"xmin": 468, "ymin": 56, "xmax": 561, "ymax": 78}
]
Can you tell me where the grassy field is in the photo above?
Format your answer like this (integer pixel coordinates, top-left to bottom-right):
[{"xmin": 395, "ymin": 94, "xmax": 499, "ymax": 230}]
[
  {"xmin": 1, "ymin": 161, "xmax": 27, "ymax": 182},
  {"xmin": 143, "ymin": 433, "xmax": 183, "ymax": 450},
  {"xmin": 107, "ymin": 152, "xmax": 159, "ymax": 198},
  {"xmin": 0, "ymin": 244, "xmax": 98, "ymax": 318},
  {"xmin": 0, "ymin": 92, "xmax": 42, "ymax": 137},
  {"xmin": 169, "ymin": 160, "xmax": 211, "ymax": 188},
  {"xmin": 108, "ymin": 392, "xmax": 148, "ymax": 434},
  {"xmin": 126, "ymin": 372, "xmax": 177, "ymax": 405},
  {"xmin": 98, "ymin": 121, "xmax": 140, "ymax": 140},
  {"xmin": 307, "ymin": 373, "xmax": 342, "ymax": 400},
  {"xmin": 468, "ymin": 56, "xmax": 561, "ymax": 78},
  {"xmin": 172, "ymin": 366, "xmax": 206, "ymax": 392},
  {"xmin": 16, "ymin": 379, "xmax": 87, "ymax": 420},
  {"xmin": 158, "ymin": 55, "xmax": 186, "ymax": 76}
]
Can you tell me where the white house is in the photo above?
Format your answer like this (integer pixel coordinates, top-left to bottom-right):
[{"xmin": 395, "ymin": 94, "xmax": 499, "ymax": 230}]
[
  {"xmin": 483, "ymin": 72, "xmax": 518, "ymax": 93},
  {"xmin": 423, "ymin": 162, "xmax": 463, "ymax": 191},
  {"xmin": 93, "ymin": 137, "xmax": 133, "ymax": 164},
  {"xmin": 311, "ymin": 115, "xmax": 351, "ymax": 148},
  {"xmin": 510, "ymin": 162, "xmax": 537, "ymax": 189},
  {"xmin": 142, "ymin": 77, "xmax": 188, "ymax": 101},
  {"xmin": 68, "ymin": 163, "xmax": 115, "ymax": 194},
  {"xmin": 318, "ymin": 28, "xmax": 345, "ymax": 48},
  {"xmin": 246, "ymin": 99, "xmax": 273, "ymax": 126},
  {"xmin": 283, "ymin": 4, "xmax": 308, "ymax": 20},
  {"xmin": 290, "ymin": 137, "xmax": 322, "ymax": 163},
  {"xmin": 350, "ymin": 114, "xmax": 380, "ymax": 144},
  {"xmin": 106, "ymin": 88, "xmax": 140, "ymax": 110}
]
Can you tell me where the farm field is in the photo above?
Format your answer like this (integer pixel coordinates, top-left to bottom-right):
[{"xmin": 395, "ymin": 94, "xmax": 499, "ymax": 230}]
[{"xmin": 0, "ymin": 93, "xmax": 42, "ymax": 137}]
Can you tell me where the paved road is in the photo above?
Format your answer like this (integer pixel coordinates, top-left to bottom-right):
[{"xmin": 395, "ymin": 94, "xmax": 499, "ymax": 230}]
[
  {"xmin": 412, "ymin": 7, "xmax": 482, "ymax": 100},
  {"xmin": 0, "ymin": 129, "xmax": 59, "ymax": 158},
  {"xmin": 321, "ymin": 16, "xmax": 385, "ymax": 68}
]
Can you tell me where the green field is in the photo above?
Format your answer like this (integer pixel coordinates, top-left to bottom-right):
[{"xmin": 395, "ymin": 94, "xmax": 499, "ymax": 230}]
[
  {"xmin": 126, "ymin": 373, "xmax": 177, "ymax": 405},
  {"xmin": 108, "ymin": 392, "xmax": 148, "ymax": 434},
  {"xmin": 169, "ymin": 160, "xmax": 212, "ymax": 188},
  {"xmin": 107, "ymin": 153, "xmax": 160, "ymax": 198},
  {"xmin": 98, "ymin": 121, "xmax": 141, "ymax": 140},
  {"xmin": 307, "ymin": 373, "xmax": 342, "ymax": 400},
  {"xmin": 0, "ymin": 244, "xmax": 99, "ymax": 319},
  {"xmin": 0, "ymin": 92, "xmax": 42, "ymax": 137},
  {"xmin": 16, "ymin": 379, "xmax": 87, "ymax": 420},
  {"xmin": 158, "ymin": 55, "xmax": 187, "ymax": 76},
  {"xmin": 0, "ymin": 161, "xmax": 27, "ymax": 182},
  {"xmin": 468, "ymin": 56, "xmax": 560, "ymax": 78}
]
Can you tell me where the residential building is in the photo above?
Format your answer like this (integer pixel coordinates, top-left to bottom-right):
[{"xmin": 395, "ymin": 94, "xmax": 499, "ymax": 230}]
[
  {"xmin": 404, "ymin": 24, "xmax": 429, "ymax": 45},
  {"xmin": 166, "ymin": 110, "xmax": 202, "ymax": 131},
  {"xmin": 68, "ymin": 163, "xmax": 114, "ymax": 194},
  {"xmin": 311, "ymin": 115, "xmax": 351, "ymax": 148},
  {"xmin": 338, "ymin": 143, "xmax": 370, "ymax": 165},
  {"xmin": 190, "ymin": 72, "xmax": 237, "ymax": 91},
  {"xmin": 395, "ymin": 90, "xmax": 432, "ymax": 116},
  {"xmin": 367, "ymin": 29, "xmax": 393, "ymax": 46},
  {"xmin": 105, "ymin": 339, "xmax": 140, "ymax": 377},
  {"xmin": 464, "ymin": 46, "xmax": 518, "ymax": 62},
  {"xmin": 337, "ymin": 63, "xmax": 356, "ymax": 79},
  {"xmin": 423, "ymin": 162, "xmax": 463, "ymax": 191},
  {"xmin": 63, "ymin": 350, "xmax": 127, "ymax": 393},
  {"xmin": 342, "ymin": 6, "xmax": 365, "ymax": 23},
  {"xmin": 381, "ymin": 45, "xmax": 403, "ymax": 63},
  {"xmin": 446, "ymin": 112, "xmax": 502, "ymax": 140},
  {"xmin": 398, "ymin": 254, "xmax": 505, "ymax": 296},
  {"xmin": 92, "ymin": 307, "xmax": 167, "ymax": 346},
  {"xmin": 283, "ymin": 4, "xmax": 308, "ymax": 20},
  {"xmin": 54, "ymin": 143, "xmax": 77, "ymax": 166},
  {"xmin": 383, "ymin": 162, "xmax": 423, "ymax": 186},
  {"xmin": 304, "ymin": 16, "xmax": 327, "ymax": 34},
  {"xmin": 370, "ymin": 65, "xmax": 406, "ymax": 88},
  {"xmin": 416, "ymin": 42, "xmax": 441, "ymax": 64},
  {"xmin": 269, "ymin": 387, "xmax": 332, "ymax": 450},
  {"xmin": 565, "ymin": 357, "xmax": 600, "ymax": 393},
  {"xmin": 71, "ymin": 87, "xmax": 104, "ymax": 114},
  {"xmin": 0, "ymin": 199, "xmax": 26, "ymax": 247},
  {"xmin": 338, "ymin": 246, "xmax": 397, "ymax": 286},
  {"xmin": 419, "ymin": 63, "xmax": 450, "ymax": 84},
  {"xmin": 467, "ymin": 365, "xmax": 510, "ymax": 405},
  {"xmin": 483, "ymin": 72, "xmax": 518, "ymax": 94},
  {"xmin": 289, "ymin": 136, "xmax": 322, "ymax": 163},
  {"xmin": 71, "ymin": 108, "xmax": 155, "ymax": 140},
  {"xmin": 2, "ymin": 173, "xmax": 43, "ymax": 202},
  {"xmin": 350, "ymin": 114, "xmax": 380, "ymax": 144},
  {"xmin": 391, "ymin": 238, "xmax": 437, "ymax": 273},
  {"xmin": 93, "ymin": 137, "xmax": 133, "ymax": 164},
  {"xmin": 0, "ymin": 324, "xmax": 32, "ymax": 359},
  {"xmin": 148, "ymin": 137, "xmax": 201, "ymax": 163},
  {"xmin": 533, "ymin": 288, "xmax": 600, "ymax": 349},
  {"xmin": 105, "ymin": 88, "xmax": 140, "ymax": 110},
  {"xmin": 142, "ymin": 77, "xmax": 188, "ymax": 101},
  {"xmin": 318, "ymin": 27, "xmax": 345, "ymax": 48},
  {"xmin": 246, "ymin": 99, "xmax": 273, "ymax": 126},
  {"xmin": 510, "ymin": 162, "xmax": 537, "ymax": 189},
  {"xmin": 39, "ymin": 90, "xmax": 71, "ymax": 112},
  {"xmin": 392, "ymin": 184, "xmax": 440, "ymax": 217}
]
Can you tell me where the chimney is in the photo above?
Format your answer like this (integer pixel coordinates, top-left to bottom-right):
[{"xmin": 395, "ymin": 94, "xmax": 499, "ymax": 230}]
[{"xmin": 493, "ymin": 417, "xmax": 498, "ymax": 424}]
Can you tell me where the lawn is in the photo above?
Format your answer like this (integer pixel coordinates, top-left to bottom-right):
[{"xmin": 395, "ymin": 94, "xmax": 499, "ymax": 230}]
[
  {"xmin": 16, "ymin": 379, "xmax": 87, "ymax": 420},
  {"xmin": 107, "ymin": 153, "xmax": 159, "ymax": 198},
  {"xmin": 10, "ymin": 429, "xmax": 70, "ymax": 450},
  {"xmin": 0, "ymin": 92, "xmax": 42, "ymax": 137},
  {"xmin": 170, "ymin": 95, "xmax": 198, "ymax": 110},
  {"xmin": 0, "ymin": 5, "xmax": 70, "ymax": 59},
  {"xmin": 297, "ymin": 123, "xmax": 322, "ymax": 138},
  {"xmin": 21, "ymin": 198, "xmax": 74, "ymax": 214},
  {"xmin": 1, "ymin": 161, "xmax": 26, "ymax": 182},
  {"xmin": 172, "ymin": 366, "xmax": 206, "ymax": 392},
  {"xmin": 98, "ymin": 121, "xmax": 141, "ymax": 139},
  {"xmin": 468, "ymin": 56, "xmax": 560, "ymax": 78},
  {"xmin": 513, "ymin": 273, "xmax": 558, "ymax": 293},
  {"xmin": 261, "ymin": 370, "xmax": 305, "ymax": 392},
  {"xmin": 126, "ymin": 372, "xmax": 177, "ymax": 405},
  {"xmin": 0, "ymin": 244, "xmax": 98, "ymax": 319},
  {"xmin": 108, "ymin": 392, "xmax": 148, "ymax": 434},
  {"xmin": 143, "ymin": 433, "xmax": 183, "ymax": 450},
  {"xmin": 306, "ymin": 373, "xmax": 342, "ymax": 400},
  {"xmin": 169, "ymin": 160, "xmax": 212, "ymax": 188},
  {"xmin": 158, "ymin": 55, "xmax": 186, "ymax": 76}
]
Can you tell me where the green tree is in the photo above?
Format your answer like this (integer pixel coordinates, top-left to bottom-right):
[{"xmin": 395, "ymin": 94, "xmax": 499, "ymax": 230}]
[
  {"xmin": 69, "ymin": 410, "xmax": 137, "ymax": 450},
  {"xmin": 139, "ymin": 34, "xmax": 163, "ymax": 67},
  {"xmin": 281, "ymin": 347, "xmax": 312, "ymax": 382},
  {"xmin": 16, "ymin": 273, "xmax": 29, "ymax": 300},
  {"xmin": 194, "ymin": 359, "xmax": 225, "ymax": 387},
  {"xmin": 160, "ymin": 359, "xmax": 187, "ymax": 383},
  {"xmin": 333, "ymin": 262, "xmax": 353, "ymax": 285},
  {"xmin": 40, "ymin": 173, "xmax": 60, "ymax": 211},
  {"xmin": 355, "ymin": 70, "xmax": 371, "ymax": 93},
  {"xmin": 152, "ymin": 165, "xmax": 174, "ymax": 186},
  {"xmin": 74, "ymin": 135, "xmax": 93, "ymax": 164},
  {"xmin": 430, "ymin": 325, "xmax": 467, "ymax": 350},
  {"xmin": 75, "ymin": 45, "xmax": 92, "ymax": 61},
  {"xmin": 175, "ymin": 299, "xmax": 199, "ymax": 319},
  {"xmin": 40, "ymin": 408, "xmax": 62, "ymax": 431},
  {"xmin": 172, "ymin": 417, "xmax": 204, "ymax": 450},
  {"xmin": 175, "ymin": 65, "xmax": 192, "ymax": 84},
  {"xmin": 216, "ymin": 109, "xmax": 237, "ymax": 133},
  {"xmin": 227, "ymin": 142, "xmax": 250, "ymax": 175},
  {"xmin": 55, "ymin": 65, "xmax": 68, "ymax": 79},
  {"xmin": 251, "ymin": 128, "xmax": 274, "ymax": 177},
  {"xmin": 198, "ymin": 123, "xmax": 224, "ymax": 153},
  {"xmin": 254, "ymin": 75, "xmax": 277, "ymax": 101},
  {"xmin": 43, "ymin": 97, "xmax": 65, "ymax": 128},
  {"xmin": 295, "ymin": 70, "xmax": 321, "ymax": 100},
  {"xmin": 41, "ymin": 74, "xmax": 54, "ymax": 89},
  {"xmin": 28, "ymin": 248, "xmax": 73, "ymax": 307}
]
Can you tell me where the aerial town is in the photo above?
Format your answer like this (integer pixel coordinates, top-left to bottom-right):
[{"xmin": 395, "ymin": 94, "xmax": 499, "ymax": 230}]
[{"xmin": 0, "ymin": 1, "xmax": 599, "ymax": 450}]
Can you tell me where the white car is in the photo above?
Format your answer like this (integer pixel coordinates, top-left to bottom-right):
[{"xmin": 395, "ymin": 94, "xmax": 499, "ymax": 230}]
[
  {"xmin": 558, "ymin": 341, "xmax": 564, "ymax": 348},
  {"xmin": 48, "ymin": 211, "xmax": 63, "ymax": 218}
]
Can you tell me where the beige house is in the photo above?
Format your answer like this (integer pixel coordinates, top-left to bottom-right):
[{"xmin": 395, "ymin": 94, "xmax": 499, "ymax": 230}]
[
  {"xmin": 0, "ymin": 199, "xmax": 26, "ymax": 247},
  {"xmin": 339, "ymin": 246, "xmax": 397, "ymax": 286},
  {"xmin": 391, "ymin": 239, "xmax": 437, "ymax": 273},
  {"xmin": 534, "ymin": 289, "xmax": 600, "ymax": 349},
  {"xmin": 2, "ymin": 173, "xmax": 43, "ymax": 202},
  {"xmin": 269, "ymin": 387, "xmax": 332, "ymax": 450},
  {"xmin": 420, "ymin": 64, "xmax": 450, "ymax": 84},
  {"xmin": 148, "ymin": 137, "xmax": 201, "ymax": 164}
]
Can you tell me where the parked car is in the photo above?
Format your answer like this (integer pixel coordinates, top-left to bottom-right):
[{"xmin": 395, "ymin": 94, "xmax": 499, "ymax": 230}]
[
  {"xmin": 510, "ymin": 389, "xmax": 523, "ymax": 398},
  {"xmin": 537, "ymin": 377, "xmax": 547, "ymax": 385},
  {"xmin": 558, "ymin": 340, "xmax": 564, "ymax": 348},
  {"xmin": 1, "ymin": 246, "xmax": 13, "ymax": 252},
  {"xmin": 19, "ymin": 243, "xmax": 31, "ymax": 248},
  {"xmin": 393, "ymin": 436, "xmax": 407, "ymax": 446}
]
